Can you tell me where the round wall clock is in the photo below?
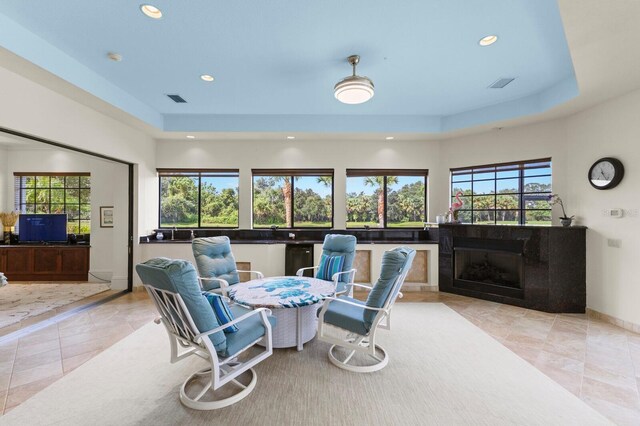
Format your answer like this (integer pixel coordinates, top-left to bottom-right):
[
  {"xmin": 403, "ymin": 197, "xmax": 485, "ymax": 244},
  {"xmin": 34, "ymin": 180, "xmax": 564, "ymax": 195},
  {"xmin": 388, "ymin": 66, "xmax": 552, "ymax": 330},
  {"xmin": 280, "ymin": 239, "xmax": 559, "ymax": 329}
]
[{"xmin": 588, "ymin": 157, "xmax": 624, "ymax": 190}]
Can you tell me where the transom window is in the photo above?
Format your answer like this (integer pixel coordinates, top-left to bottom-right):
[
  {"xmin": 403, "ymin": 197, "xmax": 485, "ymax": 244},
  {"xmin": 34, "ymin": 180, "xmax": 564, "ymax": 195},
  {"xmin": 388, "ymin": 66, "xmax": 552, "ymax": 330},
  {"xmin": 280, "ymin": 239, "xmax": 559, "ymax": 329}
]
[
  {"xmin": 346, "ymin": 169, "xmax": 428, "ymax": 228},
  {"xmin": 158, "ymin": 169, "xmax": 239, "ymax": 228},
  {"xmin": 14, "ymin": 173, "xmax": 91, "ymax": 234},
  {"xmin": 252, "ymin": 169, "xmax": 333, "ymax": 228},
  {"xmin": 450, "ymin": 159, "xmax": 552, "ymax": 225}
]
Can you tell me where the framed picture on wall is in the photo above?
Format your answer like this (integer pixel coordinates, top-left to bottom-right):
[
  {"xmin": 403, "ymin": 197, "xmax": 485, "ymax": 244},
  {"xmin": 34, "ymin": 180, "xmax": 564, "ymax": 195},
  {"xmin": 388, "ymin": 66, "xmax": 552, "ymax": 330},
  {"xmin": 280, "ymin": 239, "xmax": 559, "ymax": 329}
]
[{"xmin": 100, "ymin": 206, "xmax": 114, "ymax": 228}]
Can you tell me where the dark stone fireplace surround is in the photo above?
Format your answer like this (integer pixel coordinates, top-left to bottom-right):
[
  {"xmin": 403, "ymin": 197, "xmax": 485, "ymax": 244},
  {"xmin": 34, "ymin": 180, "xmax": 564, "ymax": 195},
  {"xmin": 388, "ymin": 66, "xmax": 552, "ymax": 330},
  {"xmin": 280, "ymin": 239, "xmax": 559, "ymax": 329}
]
[{"xmin": 439, "ymin": 224, "xmax": 586, "ymax": 313}]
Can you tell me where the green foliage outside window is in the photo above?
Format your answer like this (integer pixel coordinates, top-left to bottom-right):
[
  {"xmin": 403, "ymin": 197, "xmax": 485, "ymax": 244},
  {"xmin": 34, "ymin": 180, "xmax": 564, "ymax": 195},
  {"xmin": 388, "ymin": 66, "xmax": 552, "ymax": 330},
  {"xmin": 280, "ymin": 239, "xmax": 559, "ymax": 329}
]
[
  {"xmin": 159, "ymin": 172, "xmax": 239, "ymax": 228},
  {"xmin": 15, "ymin": 174, "xmax": 91, "ymax": 234}
]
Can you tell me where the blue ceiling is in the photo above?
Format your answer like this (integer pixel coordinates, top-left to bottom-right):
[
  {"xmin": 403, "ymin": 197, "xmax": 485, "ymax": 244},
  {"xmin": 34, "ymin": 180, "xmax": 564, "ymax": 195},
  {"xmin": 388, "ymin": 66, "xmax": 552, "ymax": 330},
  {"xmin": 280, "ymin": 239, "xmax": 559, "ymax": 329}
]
[{"xmin": 0, "ymin": 0, "xmax": 577, "ymax": 133}]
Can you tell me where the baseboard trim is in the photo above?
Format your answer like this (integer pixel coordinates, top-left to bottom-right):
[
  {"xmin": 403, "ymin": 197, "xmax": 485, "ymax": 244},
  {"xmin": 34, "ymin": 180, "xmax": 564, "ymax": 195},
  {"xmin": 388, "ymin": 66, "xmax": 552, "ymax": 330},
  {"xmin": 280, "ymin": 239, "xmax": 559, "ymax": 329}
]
[{"xmin": 586, "ymin": 308, "xmax": 640, "ymax": 334}]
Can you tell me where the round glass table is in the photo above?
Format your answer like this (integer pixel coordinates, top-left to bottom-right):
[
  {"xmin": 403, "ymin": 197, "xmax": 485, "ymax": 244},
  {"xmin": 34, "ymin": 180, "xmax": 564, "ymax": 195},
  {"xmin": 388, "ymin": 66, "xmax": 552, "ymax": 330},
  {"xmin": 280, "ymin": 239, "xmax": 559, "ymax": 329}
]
[{"xmin": 229, "ymin": 276, "xmax": 335, "ymax": 351}]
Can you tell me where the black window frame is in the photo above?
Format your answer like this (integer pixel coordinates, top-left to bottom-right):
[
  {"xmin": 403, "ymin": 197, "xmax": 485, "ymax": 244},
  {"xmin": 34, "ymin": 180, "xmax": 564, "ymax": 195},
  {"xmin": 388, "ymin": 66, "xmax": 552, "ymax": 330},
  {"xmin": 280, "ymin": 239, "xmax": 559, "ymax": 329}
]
[
  {"xmin": 157, "ymin": 168, "xmax": 240, "ymax": 229},
  {"xmin": 251, "ymin": 169, "xmax": 335, "ymax": 229},
  {"xmin": 345, "ymin": 169, "xmax": 429, "ymax": 229},
  {"xmin": 14, "ymin": 172, "xmax": 91, "ymax": 235},
  {"xmin": 450, "ymin": 158, "xmax": 552, "ymax": 226}
]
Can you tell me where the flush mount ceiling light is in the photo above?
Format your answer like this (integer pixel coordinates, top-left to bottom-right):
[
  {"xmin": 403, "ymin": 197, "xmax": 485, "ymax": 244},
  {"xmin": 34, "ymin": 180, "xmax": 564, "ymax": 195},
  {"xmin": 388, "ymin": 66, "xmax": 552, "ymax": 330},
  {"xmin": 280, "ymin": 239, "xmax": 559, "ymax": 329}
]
[
  {"xmin": 479, "ymin": 35, "xmax": 498, "ymax": 46},
  {"xmin": 140, "ymin": 4, "xmax": 162, "ymax": 19},
  {"xmin": 286, "ymin": 136, "xmax": 295, "ymax": 140},
  {"xmin": 186, "ymin": 135, "xmax": 195, "ymax": 139},
  {"xmin": 200, "ymin": 74, "xmax": 214, "ymax": 82},
  {"xmin": 385, "ymin": 136, "xmax": 395, "ymax": 140},
  {"xmin": 334, "ymin": 55, "xmax": 374, "ymax": 105},
  {"xmin": 107, "ymin": 52, "xmax": 122, "ymax": 62}
]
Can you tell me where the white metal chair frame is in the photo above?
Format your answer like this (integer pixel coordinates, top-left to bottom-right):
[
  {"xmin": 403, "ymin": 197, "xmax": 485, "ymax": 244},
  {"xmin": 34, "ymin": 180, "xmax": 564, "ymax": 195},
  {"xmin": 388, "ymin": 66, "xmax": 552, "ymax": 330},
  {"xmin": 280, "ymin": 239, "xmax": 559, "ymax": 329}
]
[
  {"xmin": 316, "ymin": 268, "xmax": 409, "ymax": 373},
  {"xmin": 144, "ymin": 284, "xmax": 273, "ymax": 410},
  {"xmin": 296, "ymin": 266, "xmax": 356, "ymax": 295},
  {"xmin": 198, "ymin": 270, "xmax": 264, "ymax": 297}
]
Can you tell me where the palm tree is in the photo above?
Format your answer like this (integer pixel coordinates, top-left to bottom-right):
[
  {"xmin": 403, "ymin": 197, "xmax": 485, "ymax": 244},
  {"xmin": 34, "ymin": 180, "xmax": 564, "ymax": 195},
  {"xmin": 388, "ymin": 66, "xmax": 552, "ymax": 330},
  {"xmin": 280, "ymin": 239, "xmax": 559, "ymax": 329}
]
[{"xmin": 364, "ymin": 176, "xmax": 398, "ymax": 227}]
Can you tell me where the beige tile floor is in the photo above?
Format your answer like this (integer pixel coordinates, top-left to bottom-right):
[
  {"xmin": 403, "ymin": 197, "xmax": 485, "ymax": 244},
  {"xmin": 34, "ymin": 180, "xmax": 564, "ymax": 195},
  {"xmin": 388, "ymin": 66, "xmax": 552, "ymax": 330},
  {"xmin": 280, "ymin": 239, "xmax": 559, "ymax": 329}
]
[{"xmin": 1, "ymin": 290, "xmax": 639, "ymax": 425}]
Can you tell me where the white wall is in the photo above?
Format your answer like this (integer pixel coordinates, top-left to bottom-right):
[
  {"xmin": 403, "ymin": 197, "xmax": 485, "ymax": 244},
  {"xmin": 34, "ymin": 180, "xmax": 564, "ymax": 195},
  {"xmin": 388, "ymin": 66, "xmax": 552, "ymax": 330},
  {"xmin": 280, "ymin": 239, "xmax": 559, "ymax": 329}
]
[
  {"xmin": 565, "ymin": 90, "xmax": 640, "ymax": 326},
  {"xmin": 4, "ymin": 148, "xmax": 129, "ymax": 287},
  {"xmin": 0, "ymin": 65, "xmax": 158, "ymax": 285},
  {"xmin": 156, "ymin": 138, "xmax": 443, "ymax": 228},
  {"xmin": 0, "ymin": 148, "xmax": 6, "ymax": 209}
]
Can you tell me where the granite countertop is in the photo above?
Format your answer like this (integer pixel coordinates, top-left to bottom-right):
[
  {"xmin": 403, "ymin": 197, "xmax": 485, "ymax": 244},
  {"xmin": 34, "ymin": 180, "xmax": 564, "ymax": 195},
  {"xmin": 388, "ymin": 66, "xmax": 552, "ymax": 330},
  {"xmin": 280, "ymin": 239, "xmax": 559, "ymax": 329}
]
[{"xmin": 142, "ymin": 239, "xmax": 437, "ymax": 245}]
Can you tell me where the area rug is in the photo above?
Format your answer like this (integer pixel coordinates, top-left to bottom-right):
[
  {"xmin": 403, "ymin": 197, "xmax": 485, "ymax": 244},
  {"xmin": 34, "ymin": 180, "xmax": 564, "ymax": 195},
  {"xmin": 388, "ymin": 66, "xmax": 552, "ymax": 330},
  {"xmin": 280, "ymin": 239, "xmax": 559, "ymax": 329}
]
[
  {"xmin": 0, "ymin": 283, "xmax": 110, "ymax": 329},
  {"xmin": 0, "ymin": 303, "xmax": 611, "ymax": 425}
]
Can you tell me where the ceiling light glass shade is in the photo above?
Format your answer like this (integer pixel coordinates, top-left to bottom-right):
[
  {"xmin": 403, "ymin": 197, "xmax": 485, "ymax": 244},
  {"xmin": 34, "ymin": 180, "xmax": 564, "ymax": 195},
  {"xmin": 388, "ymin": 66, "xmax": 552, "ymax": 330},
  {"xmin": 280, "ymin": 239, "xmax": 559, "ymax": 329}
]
[
  {"xmin": 334, "ymin": 55, "xmax": 375, "ymax": 104},
  {"xmin": 140, "ymin": 4, "xmax": 162, "ymax": 19},
  {"xmin": 479, "ymin": 35, "xmax": 498, "ymax": 46},
  {"xmin": 334, "ymin": 76, "xmax": 375, "ymax": 104}
]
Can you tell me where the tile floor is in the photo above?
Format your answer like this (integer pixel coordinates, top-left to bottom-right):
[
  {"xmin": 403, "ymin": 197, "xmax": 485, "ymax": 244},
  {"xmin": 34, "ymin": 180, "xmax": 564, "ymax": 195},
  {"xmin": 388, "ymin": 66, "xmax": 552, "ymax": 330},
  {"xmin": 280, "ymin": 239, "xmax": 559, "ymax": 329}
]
[{"xmin": 0, "ymin": 290, "xmax": 639, "ymax": 425}]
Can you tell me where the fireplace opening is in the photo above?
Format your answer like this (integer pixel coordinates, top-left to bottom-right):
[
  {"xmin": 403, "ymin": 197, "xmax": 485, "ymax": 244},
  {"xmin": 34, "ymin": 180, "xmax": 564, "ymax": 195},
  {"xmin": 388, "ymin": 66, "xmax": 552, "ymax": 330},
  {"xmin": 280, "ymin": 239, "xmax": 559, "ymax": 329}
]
[
  {"xmin": 452, "ymin": 237, "xmax": 525, "ymax": 299},
  {"xmin": 455, "ymin": 250, "xmax": 522, "ymax": 288}
]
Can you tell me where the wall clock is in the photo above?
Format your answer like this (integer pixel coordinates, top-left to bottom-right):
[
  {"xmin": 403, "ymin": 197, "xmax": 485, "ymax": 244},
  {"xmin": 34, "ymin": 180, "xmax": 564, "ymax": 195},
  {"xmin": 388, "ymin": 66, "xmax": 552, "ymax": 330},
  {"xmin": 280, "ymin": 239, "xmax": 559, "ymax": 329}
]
[{"xmin": 588, "ymin": 157, "xmax": 624, "ymax": 190}]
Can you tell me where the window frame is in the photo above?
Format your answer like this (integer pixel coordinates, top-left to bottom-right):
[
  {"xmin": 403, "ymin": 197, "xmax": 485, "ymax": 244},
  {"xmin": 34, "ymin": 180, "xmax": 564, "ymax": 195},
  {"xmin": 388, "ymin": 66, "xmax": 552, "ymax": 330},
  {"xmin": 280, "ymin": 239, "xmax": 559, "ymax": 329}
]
[
  {"xmin": 345, "ymin": 169, "xmax": 429, "ymax": 229},
  {"xmin": 14, "ymin": 172, "xmax": 91, "ymax": 234},
  {"xmin": 251, "ymin": 168, "xmax": 335, "ymax": 229},
  {"xmin": 157, "ymin": 168, "xmax": 240, "ymax": 229},
  {"xmin": 450, "ymin": 158, "xmax": 552, "ymax": 226}
]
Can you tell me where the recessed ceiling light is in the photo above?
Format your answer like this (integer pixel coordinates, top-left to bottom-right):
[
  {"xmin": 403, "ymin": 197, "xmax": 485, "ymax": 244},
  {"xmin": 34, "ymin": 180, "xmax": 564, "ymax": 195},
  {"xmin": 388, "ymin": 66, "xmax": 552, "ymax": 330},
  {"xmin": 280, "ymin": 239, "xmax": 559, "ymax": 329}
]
[
  {"xmin": 107, "ymin": 52, "xmax": 122, "ymax": 62},
  {"xmin": 287, "ymin": 136, "xmax": 295, "ymax": 140},
  {"xmin": 385, "ymin": 136, "xmax": 394, "ymax": 140},
  {"xmin": 200, "ymin": 74, "xmax": 215, "ymax": 82},
  {"xmin": 140, "ymin": 4, "xmax": 162, "ymax": 19},
  {"xmin": 186, "ymin": 135, "xmax": 195, "ymax": 139},
  {"xmin": 479, "ymin": 35, "xmax": 498, "ymax": 46}
]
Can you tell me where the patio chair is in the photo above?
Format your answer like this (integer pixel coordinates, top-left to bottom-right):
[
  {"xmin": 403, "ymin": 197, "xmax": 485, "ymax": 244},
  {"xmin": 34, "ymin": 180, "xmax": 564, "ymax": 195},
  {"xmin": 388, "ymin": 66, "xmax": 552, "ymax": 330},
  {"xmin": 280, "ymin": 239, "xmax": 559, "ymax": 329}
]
[
  {"xmin": 192, "ymin": 236, "xmax": 264, "ymax": 296},
  {"xmin": 296, "ymin": 234, "xmax": 357, "ymax": 295},
  {"xmin": 317, "ymin": 246, "xmax": 415, "ymax": 373},
  {"xmin": 136, "ymin": 257, "xmax": 274, "ymax": 410}
]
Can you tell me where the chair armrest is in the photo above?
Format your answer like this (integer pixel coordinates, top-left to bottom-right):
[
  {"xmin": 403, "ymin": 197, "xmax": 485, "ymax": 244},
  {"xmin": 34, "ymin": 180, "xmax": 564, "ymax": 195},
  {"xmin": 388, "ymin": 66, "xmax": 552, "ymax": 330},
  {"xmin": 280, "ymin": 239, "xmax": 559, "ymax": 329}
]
[
  {"xmin": 331, "ymin": 268, "xmax": 356, "ymax": 283},
  {"xmin": 296, "ymin": 266, "xmax": 319, "ymax": 277},
  {"xmin": 198, "ymin": 276, "xmax": 230, "ymax": 292},
  {"xmin": 195, "ymin": 307, "xmax": 273, "ymax": 340},
  {"xmin": 236, "ymin": 270, "xmax": 264, "ymax": 279},
  {"xmin": 323, "ymin": 297, "xmax": 388, "ymax": 313},
  {"xmin": 347, "ymin": 282, "xmax": 374, "ymax": 291}
]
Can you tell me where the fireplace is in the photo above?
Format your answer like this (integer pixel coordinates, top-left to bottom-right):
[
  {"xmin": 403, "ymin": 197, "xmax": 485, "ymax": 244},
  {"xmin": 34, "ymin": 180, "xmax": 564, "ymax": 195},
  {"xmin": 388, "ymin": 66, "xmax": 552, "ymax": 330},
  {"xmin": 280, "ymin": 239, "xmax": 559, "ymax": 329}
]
[{"xmin": 438, "ymin": 225, "xmax": 587, "ymax": 313}]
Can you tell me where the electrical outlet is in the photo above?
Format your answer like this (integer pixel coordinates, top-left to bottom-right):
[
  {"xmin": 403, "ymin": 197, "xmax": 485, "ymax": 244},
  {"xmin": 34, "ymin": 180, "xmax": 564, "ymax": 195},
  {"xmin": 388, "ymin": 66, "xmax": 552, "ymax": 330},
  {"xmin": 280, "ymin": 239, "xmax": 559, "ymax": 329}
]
[{"xmin": 607, "ymin": 239, "xmax": 622, "ymax": 248}]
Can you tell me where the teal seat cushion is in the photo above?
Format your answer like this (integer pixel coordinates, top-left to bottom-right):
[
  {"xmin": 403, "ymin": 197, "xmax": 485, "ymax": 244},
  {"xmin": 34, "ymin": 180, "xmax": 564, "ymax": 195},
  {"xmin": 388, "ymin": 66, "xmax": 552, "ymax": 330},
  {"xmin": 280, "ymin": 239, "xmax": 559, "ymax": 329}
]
[
  {"xmin": 321, "ymin": 234, "xmax": 356, "ymax": 284},
  {"xmin": 322, "ymin": 295, "xmax": 369, "ymax": 336},
  {"xmin": 135, "ymin": 258, "xmax": 227, "ymax": 354},
  {"xmin": 364, "ymin": 247, "xmax": 416, "ymax": 329},
  {"xmin": 316, "ymin": 254, "xmax": 345, "ymax": 281},
  {"xmin": 192, "ymin": 236, "xmax": 240, "ymax": 290},
  {"xmin": 221, "ymin": 305, "xmax": 276, "ymax": 358}
]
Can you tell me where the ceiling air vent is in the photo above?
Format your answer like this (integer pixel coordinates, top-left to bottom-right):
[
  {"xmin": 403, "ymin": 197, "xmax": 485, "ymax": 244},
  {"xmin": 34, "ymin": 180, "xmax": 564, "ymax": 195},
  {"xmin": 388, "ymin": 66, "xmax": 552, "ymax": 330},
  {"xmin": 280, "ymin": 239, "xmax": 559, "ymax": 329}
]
[
  {"xmin": 488, "ymin": 77, "xmax": 515, "ymax": 89},
  {"xmin": 166, "ymin": 94, "xmax": 187, "ymax": 103}
]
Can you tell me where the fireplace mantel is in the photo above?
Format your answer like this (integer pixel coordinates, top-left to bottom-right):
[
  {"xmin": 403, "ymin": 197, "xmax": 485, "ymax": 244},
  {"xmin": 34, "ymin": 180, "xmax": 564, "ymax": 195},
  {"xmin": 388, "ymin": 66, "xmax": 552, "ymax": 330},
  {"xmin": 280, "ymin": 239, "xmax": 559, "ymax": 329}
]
[{"xmin": 438, "ymin": 224, "xmax": 586, "ymax": 313}]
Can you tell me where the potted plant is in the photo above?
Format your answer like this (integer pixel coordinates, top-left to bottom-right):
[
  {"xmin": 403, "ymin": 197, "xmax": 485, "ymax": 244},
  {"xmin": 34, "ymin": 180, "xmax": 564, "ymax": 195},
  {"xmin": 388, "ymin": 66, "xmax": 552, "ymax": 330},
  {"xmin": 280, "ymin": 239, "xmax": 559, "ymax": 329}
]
[{"xmin": 547, "ymin": 194, "xmax": 574, "ymax": 227}]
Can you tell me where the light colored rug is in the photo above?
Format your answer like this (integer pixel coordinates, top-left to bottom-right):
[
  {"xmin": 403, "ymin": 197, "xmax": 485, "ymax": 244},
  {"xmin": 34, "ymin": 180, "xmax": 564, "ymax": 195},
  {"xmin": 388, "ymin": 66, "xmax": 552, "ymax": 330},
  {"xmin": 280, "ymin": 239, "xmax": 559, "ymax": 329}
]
[
  {"xmin": 0, "ymin": 303, "xmax": 611, "ymax": 426},
  {"xmin": 0, "ymin": 283, "xmax": 110, "ymax": 329}
]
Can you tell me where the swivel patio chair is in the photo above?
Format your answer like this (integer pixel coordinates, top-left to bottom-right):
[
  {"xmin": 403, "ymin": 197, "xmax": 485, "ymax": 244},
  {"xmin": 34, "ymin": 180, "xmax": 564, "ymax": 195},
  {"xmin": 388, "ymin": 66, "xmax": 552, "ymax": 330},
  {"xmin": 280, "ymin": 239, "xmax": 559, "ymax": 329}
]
[
  {"xmin": 192, "ymin": 236, "xmax": 264, "ymax": 296},
  {"xmin": 296, "ymin": 234, "xmax": 357, "ymax": 295},
  {"xmin": 317, "ymin": 246, "xmax": 415, "ymax": 373},
  {"xmin": 136, "ymin": 257, "xmax": 274, "ymax": 410}
]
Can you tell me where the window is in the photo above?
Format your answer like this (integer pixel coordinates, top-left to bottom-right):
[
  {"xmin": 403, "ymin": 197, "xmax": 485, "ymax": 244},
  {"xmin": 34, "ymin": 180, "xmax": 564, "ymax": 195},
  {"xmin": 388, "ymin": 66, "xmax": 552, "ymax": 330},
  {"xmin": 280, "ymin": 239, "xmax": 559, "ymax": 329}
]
[
  {"xmin": 450, "ymin": 159, "xmax": 552, "ymax": 225},
  {"xmin": 346, "ymin": 169, "xmax": 428, "ymax": 228},
  {"xmin": 14, "ymin": 173, "xmax": 91, "ymax": 234},
  {"xmin": 158, "ymin": 169, "xmax": 239, "ymax": 228},
  {"xmin": 252, "ymin": 169, "xmax": 333, "ymax": 228}
]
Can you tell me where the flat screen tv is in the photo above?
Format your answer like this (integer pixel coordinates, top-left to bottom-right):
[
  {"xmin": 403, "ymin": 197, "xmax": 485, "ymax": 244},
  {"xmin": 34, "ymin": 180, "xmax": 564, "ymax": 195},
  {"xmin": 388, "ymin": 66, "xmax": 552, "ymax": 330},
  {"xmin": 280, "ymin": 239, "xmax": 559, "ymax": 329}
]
[{"xmin": 18, "ymin": 214, "xmax": 68, "ymax": 243}]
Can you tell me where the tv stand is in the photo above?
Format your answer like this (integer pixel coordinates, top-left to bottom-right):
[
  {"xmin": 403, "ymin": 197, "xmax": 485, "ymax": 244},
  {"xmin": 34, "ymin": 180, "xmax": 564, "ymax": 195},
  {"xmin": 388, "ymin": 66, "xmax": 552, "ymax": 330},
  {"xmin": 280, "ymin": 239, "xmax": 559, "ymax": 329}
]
[{"xmin": 0, "ymin": 245, "xmax": 90, "ymax": 281}]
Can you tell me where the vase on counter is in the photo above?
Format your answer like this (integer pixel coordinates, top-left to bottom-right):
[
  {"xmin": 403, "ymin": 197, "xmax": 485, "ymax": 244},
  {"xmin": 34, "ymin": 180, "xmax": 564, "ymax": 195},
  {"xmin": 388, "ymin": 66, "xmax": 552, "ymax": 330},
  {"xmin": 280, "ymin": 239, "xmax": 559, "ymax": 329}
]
[
  {"xmin": 560, "ymin": 217, "xmax": 573, "ymax": 227},
  {"xmin": 156, "ymin": 232, "xmax": 164, "ymax": 240}
]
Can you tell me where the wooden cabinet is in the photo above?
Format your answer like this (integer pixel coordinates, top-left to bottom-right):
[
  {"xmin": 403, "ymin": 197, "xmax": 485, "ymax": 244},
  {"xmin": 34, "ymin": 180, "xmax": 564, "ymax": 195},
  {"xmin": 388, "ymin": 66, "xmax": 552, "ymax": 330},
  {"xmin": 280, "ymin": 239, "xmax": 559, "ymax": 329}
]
[{"xmin": 0, "ymin": 245, "xmax": 90, "ymax": 281}]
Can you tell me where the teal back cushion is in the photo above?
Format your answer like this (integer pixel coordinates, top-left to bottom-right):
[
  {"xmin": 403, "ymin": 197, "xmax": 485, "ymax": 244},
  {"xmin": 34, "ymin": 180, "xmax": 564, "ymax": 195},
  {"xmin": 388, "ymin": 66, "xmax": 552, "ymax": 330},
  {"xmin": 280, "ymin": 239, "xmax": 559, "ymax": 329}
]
[
  {"xmin": 316, "ymin": 254, "xmax": 345, "ymax": 281},
  {"xmin": 321, "ymin": 234, "xmax": 356, "ymax": 283},
  {"xmin": 192, "ymin": 236, "xmax": 240, "ymax": 289},
  {"xmin": 135, "ymin": 257, "xmax": 227, "ymax": 353},
  {"xmin": 364, "ymin": 247, "xmax": 416, "ymax": 328}
]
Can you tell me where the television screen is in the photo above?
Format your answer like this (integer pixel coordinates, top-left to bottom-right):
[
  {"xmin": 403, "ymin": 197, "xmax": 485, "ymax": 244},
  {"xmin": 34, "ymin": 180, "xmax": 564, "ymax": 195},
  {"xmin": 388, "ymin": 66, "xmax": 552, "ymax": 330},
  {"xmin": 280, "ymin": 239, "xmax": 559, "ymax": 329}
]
[{"xmin": 18, "ymin": 214, "xmax": 68, "ymax": 243}]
